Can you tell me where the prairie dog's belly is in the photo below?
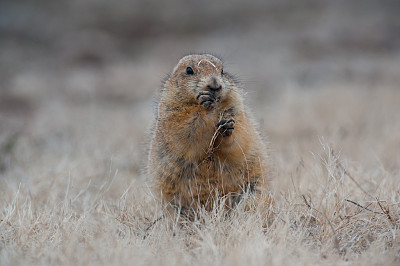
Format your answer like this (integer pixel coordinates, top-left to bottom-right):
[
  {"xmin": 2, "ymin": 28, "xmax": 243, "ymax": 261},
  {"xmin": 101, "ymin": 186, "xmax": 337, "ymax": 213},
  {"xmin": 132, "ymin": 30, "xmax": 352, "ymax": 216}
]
[{"xmin": 161, "ymin": 158, "xmax": 245, "ymax": 204}]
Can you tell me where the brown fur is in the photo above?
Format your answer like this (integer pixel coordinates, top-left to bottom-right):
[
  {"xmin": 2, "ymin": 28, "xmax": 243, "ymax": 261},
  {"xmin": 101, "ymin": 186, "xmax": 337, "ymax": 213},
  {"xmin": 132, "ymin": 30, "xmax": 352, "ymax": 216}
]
[{"xmin": 148, "ymin": 54, "xmax": 271, "ymax": 217}]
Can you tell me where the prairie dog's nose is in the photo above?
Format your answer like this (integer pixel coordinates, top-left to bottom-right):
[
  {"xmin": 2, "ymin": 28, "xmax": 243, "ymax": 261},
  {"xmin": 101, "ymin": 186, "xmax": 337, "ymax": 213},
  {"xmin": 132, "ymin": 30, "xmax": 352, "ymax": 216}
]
[{"xmin": 206, "ymin": 77, "xmax": 222, "ymax": 91}]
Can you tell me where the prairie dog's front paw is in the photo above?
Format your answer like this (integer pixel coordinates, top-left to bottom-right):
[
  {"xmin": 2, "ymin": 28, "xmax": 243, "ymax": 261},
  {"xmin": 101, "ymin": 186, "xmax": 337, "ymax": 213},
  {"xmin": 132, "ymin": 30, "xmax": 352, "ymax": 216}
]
[
  {"xmin": 216, "ymin": 118, "xmax": 235, "ymax": 137},
  {"xmin": 197, "ymin": 91, "xmax": 216, "ymax": 110}
]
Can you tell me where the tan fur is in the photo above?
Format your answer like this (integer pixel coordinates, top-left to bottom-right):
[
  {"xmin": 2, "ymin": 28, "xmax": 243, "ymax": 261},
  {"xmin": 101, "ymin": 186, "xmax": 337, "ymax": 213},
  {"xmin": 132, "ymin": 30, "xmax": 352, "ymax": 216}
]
[{"xmin": 148, "ymin": 54, "xmax": 271, "ymax": 217}]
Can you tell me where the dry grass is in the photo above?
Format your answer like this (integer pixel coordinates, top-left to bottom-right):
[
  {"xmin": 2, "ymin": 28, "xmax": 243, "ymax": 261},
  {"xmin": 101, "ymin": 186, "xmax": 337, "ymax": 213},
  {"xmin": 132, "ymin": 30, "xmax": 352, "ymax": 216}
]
[
  {"xmin": 1, "ymin": 84, "xmax": 399, "ymax": 265},
  {"xmin": 1, "ymin": 1, "xmax": 399, "ymax": 264}
]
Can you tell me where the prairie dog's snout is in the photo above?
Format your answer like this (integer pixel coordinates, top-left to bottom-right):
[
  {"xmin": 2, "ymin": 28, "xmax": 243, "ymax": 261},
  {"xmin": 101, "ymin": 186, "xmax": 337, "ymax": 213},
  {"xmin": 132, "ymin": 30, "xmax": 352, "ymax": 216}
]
[{"xmin": 205, "ymin": 76, "xmax": 223, "ymax": 92}]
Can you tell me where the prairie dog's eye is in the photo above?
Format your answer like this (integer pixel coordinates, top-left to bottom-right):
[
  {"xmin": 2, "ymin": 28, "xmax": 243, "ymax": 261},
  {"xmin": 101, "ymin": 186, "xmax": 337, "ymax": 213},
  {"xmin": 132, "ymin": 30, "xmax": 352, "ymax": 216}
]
[
  {"xmin": 186, "ymin": 67, "xmax": 194, "ymax": 75},
  {"xmin": 221, "ymin": 68, "xmax": 224, "ymax": 74}
]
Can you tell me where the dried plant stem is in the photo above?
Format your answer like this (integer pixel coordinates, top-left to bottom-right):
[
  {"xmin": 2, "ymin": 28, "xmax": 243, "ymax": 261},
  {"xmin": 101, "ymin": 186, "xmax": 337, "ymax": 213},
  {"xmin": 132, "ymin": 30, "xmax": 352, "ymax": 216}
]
[
  {"xmin": 302, "ymin": 195, "xmax": 340, "ymax": 253},
  {"xmin": 345, "ymin": 199, "xmax": 383, "ymax": 215},
  {"xmin": 331, "ymin": 149, "xmax": 374, "ymax": 199}
]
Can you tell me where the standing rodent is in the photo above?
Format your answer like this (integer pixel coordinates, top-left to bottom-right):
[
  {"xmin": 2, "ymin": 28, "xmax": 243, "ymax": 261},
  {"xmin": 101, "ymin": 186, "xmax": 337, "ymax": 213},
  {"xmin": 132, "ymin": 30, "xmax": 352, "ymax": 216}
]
[{"xmin": 148, "ymin": 54, "xmax": 271, "ymax": 218}]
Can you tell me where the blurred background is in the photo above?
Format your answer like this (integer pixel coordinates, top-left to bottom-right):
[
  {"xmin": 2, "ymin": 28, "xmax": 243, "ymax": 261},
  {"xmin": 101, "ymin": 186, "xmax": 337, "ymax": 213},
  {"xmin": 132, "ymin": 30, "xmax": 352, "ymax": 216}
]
[
  {"xmin": 0, "ymin": 0, "xmax": 399, "ymax": 185},
  {"xmin": 1, "ymin": 2, "xmax": 400, "ymax": 264}
]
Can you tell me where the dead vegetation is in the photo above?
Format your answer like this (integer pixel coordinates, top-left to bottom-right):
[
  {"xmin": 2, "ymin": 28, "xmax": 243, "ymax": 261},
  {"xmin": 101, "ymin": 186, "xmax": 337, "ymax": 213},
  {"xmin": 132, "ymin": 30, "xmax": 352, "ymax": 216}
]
[
  {"xmin": 1, "ymin": 86, "xmax": 399, "ymax": 265},
  {"xmin": 1, "ymin": 1, "xmax": 400, "ymax": 264}
]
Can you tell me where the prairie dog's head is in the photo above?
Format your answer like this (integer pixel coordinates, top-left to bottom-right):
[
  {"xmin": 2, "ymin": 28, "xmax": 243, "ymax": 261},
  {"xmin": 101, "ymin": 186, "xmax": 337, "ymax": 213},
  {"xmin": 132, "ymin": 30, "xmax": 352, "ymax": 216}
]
[{"xmin": 164, "ymin": 54, "xmax": 235, "ymax": 104}]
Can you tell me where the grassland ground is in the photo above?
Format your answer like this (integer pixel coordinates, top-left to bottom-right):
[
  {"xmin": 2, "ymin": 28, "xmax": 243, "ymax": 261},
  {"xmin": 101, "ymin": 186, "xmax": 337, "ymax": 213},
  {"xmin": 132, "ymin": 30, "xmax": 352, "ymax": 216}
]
[{"xmin": 1, "ymin": 83, "xmax": 399, "ymax": 265}]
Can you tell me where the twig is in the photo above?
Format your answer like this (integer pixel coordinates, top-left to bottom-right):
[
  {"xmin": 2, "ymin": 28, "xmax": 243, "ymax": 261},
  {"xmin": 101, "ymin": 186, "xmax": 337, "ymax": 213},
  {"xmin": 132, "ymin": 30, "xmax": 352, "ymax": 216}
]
[
  {"xmin": 301, "ymin": 194, "xmax": 340, "ymax": 253},
  {"xmin": 331, "ymin": 149, "xmax": 374, "ymax": 199},
  {"xmin": 322, "ymin": 212, "xmax": 340, "ymax": 253},
  {"xmin": 377, "ymin": 199, "xmax": 395, "ymax": 226},
  {"xmin": 143, "ymin": 215, "xmax": 163, "ymax": 240},
  {"xmin": 206, "ymin": 114, "xmax": 225, "ymax": 153},
  {"xmin": 302, "ymin": 195, "xmax": 311, "ymax": 209},
  {"xmin": 343, "ymin": 169, "xmax": 373, "ymax": 199},
  {"xmin": 345, "ymin": 199, "xmax": 383, "ymax": 215}
]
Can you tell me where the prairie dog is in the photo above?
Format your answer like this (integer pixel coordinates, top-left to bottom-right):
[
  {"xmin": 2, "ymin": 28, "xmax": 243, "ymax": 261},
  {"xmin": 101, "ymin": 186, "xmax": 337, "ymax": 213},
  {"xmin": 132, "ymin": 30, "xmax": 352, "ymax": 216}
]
[{"xmin": 148, "ymin": 54, "xmax": 270, "ymax": 217}]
